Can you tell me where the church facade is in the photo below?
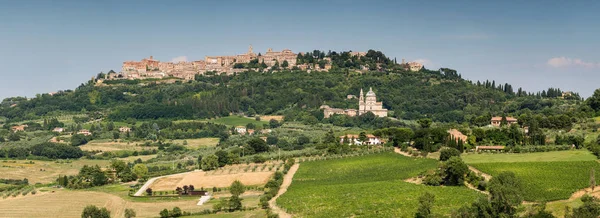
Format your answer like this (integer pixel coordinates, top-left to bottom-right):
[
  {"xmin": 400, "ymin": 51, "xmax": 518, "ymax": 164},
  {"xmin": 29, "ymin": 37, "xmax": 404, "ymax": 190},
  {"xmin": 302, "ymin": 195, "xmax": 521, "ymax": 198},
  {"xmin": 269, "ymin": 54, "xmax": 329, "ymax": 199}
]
[{"xmin": 322, "ymin": 87, "xmax": 388, "ymax": 118}]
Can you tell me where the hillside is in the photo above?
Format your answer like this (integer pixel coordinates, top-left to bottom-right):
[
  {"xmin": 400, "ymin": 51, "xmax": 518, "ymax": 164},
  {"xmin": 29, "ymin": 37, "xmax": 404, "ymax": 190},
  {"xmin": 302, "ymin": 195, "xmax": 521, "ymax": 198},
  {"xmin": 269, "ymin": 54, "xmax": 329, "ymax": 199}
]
[{"xmin": 0, "ymin": 50, "xmax": 590, "ymax": 127}]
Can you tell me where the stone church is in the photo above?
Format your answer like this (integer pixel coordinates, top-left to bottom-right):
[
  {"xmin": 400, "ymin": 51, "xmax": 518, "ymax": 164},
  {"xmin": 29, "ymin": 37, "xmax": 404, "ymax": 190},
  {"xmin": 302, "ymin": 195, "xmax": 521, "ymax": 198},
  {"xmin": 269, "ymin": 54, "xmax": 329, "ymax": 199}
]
[{"xmin": 322, "ymin": 87, "xmax": 388, "ymax": 118}]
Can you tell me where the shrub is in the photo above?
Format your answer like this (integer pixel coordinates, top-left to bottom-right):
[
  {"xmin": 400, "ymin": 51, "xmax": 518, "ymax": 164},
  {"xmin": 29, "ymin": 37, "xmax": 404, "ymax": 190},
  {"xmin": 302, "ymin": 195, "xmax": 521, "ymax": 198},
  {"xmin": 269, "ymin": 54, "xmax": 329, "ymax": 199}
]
[{"xmin": 439, "ymin": 148, "xmax": 461, "ymax": 161}]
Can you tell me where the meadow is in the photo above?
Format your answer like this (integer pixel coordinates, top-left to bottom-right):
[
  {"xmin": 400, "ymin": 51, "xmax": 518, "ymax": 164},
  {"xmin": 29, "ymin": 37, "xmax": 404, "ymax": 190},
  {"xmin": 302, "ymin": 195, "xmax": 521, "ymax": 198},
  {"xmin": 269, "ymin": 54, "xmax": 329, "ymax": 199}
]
[
  {"xmin": 471, "ymin": 161, "xmax": 600, "ymax": 201},
  {"xmin": 171, "ymin": 138, "xmax": 219, "ymax": 149},
  {"xmin": 462, "ymin": 150, "xmax": 597, "ymax": 164},
  {"xmin": 277, "ymin": 153, "xmax": 483, "ymax": 217}
]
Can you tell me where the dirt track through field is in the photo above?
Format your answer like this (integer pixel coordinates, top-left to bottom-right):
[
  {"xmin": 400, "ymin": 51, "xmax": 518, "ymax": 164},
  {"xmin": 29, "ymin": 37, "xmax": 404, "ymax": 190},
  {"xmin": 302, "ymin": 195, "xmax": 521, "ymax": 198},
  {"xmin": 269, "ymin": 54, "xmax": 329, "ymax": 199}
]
[{"xmin": 269, "ymin": 164, "xmax": 299, "ymax": 218}]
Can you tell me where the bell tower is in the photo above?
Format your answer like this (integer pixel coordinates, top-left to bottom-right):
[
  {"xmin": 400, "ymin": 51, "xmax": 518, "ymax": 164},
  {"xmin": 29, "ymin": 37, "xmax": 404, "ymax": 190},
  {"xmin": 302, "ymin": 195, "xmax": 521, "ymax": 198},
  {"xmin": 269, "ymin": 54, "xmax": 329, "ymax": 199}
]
[
  {"xmin": 359, "ymin": 88, "xmax": 365, "ymax": 113},
  {"xmin": 248, "ymin": 44, "xmax": 253, "ymax": 54}
]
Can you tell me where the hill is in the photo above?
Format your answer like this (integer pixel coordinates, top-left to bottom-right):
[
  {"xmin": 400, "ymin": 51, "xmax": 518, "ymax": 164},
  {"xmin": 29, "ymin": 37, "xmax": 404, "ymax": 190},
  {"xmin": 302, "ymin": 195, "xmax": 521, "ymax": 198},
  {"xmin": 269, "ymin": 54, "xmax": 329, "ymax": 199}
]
[{"xmin": 0, "ymin": 49, "xmax": 593, "ymax": 128}]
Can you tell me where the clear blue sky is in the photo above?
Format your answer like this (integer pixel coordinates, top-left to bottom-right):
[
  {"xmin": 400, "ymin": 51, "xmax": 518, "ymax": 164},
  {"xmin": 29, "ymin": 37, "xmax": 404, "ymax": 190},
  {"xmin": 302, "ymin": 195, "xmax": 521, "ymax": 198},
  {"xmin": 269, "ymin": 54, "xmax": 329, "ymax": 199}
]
[{"xmin": 1, "ymin": 0, "xmax": 599, "ymax": 99}]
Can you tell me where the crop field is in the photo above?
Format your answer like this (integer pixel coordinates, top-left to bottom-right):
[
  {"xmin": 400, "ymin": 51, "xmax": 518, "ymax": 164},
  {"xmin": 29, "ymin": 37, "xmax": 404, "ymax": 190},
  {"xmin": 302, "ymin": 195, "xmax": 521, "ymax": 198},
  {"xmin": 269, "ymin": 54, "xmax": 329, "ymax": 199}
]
[
  {"xmin": 0, "ymin": 159, "xmax": 110, "ymax": 184},
  {"xmin": 471, "ymin": 161, "xmax": 600, "ymax": 201},
  {"xmin": 277, "ymin": 153, "xmax": 483, "ymax": 217},
  {"xmin": 150, "ymin": 162, "xmax": 281, "ymax": 191},
  {"xmin": 171, "ymin": 138, "xmax": 219, "ymax": 149},
  {"xmin": 80, "ymin": 139, "xmax": 157, "ymax": 152},
  {"xmin": 462, "ymin": 150, "xmax": 597, "ymax": 164},
  {"xmin": 0, "ymin": 188, "xmax": 260, "ymax": 218}
]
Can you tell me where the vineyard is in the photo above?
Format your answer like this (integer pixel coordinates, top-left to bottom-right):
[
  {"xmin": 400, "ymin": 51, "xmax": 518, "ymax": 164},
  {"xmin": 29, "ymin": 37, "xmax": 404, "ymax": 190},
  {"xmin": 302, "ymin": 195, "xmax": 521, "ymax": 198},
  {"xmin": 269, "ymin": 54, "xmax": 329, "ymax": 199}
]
[
  {"xmin": 277, "ymin": 153, "xmax": 483, "ymax": 217},
  {"xmin": 471, "ymin": 161, "xmax": 600, "ymax": 201}
]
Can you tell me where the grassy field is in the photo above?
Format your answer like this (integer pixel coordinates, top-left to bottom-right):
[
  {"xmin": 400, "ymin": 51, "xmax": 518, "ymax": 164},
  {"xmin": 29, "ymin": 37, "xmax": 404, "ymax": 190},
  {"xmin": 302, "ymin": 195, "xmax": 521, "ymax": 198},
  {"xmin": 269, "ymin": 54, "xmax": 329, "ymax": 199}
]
[
  {"xmin": 0, "ymin": 188, "xmax": 261, "ymax": 218},
  {"xmin": 171, "ymin": 138, "xmax": 219, "ymax": 149},
  {"xmin": 0, "ymin": 159, "xmax": 111, "ymax": 184},
  {"xmin": 278, "ymin": 153, "xmax": 483, "ymax": 217},
  {"xmin": 462, "ymin": 150, "xmax": 597, "ymax": 164},
  {"xmin": 594, "ymin": 116, "xmax": 600, "ymax": 123},
  {"xmin": 471, "ymin": 161, "xmax": 600, "ymax": 201}
]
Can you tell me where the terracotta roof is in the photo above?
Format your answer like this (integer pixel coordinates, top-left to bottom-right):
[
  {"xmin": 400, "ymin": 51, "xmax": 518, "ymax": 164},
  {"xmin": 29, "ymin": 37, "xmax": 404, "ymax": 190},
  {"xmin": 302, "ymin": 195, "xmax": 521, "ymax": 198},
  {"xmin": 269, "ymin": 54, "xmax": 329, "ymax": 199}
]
[{"xmin": 491, "ymin": 117, "xmax": 517, "ymax": 121}]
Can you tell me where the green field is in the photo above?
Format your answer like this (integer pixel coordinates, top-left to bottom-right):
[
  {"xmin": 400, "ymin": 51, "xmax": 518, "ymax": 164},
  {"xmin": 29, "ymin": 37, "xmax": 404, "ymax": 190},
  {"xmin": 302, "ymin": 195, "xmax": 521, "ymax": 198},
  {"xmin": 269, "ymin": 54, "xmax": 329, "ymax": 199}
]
[
  {"xmin": 278, "ymin": 153, "xmax": 483, "ymax": 217},
  {"xmin": 176, "ymin": 116, "xmax": 268, "ymax": 127},
  {"xmin": 462, "ymin": 150, "xmax": 597, "ymax": 164},
  {"xmin": 211, "ymin": 116, "xmax": 268, "ymax": 127},
  {"xmin": 471, "ymin": 161, "xmax": 600, "ymax": 201}
]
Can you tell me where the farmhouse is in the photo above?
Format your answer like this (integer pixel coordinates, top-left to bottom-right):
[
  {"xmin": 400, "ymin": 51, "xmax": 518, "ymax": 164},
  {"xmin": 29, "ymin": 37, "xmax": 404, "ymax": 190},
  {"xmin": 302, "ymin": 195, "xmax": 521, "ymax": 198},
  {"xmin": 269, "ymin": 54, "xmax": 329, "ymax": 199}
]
[
  {"xmin": 490, "ymin": 116, "xmax": 518, "ymax": 127},
  {"xmin": 234, "ymin": 126, "xmax": 247, "ymax": 135},
  {"xmin": 11, "ymin": 125, "xmax": 27, "ymax": 132},
  {"xmin": 119, "ymin": 126, "xmax": 131, "ymax": 133},
  {"xmin": 339, "ymin": 134, "xmax": 383, "ymax": 145},
  {"xmin": 447, "ymin": 129, "xmax": 467, "ymax": 142},
  {"xmin": 77, "ymin": 129, "xmax": 92, "ymax": 136},
  {"xmin": 52, "ymin": 127, "xmax": 64, "ymax": 133}
]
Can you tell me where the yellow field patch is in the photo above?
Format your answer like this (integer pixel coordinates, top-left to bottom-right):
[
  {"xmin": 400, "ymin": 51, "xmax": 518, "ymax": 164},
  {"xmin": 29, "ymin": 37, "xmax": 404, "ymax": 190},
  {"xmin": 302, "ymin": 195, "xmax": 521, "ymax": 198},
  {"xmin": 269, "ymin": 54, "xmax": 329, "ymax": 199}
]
[
  {"xmin": 0, "ymin": 189, "xmax": 260, "ymax": 218},
  {"xmin": 151, "ymin": 171, "xmax": 274, "ymax": 191},
  {"xmin": 80, "ymin": 140, "xmax": 155, "ymax": 152},
  {"xmin": 171, "ymin": 138, "xmax": 219, "ymax": 149},
  {"xmin": 260, "ymin": 115, "xmax": 284, "ymax": 121},
  {"xmin": 0, "ymin": 159, "xmax": 110, "ymax": 184},
  {"xmin": 150, "ymin": 162, "xmax": 282, "ymax": 191}
]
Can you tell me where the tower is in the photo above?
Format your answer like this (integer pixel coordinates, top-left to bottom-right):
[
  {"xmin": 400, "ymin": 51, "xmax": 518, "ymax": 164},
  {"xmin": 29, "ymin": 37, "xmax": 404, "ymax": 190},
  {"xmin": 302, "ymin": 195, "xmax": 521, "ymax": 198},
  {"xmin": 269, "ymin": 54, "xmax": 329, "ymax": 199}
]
[
  {"xmin": 359, "ymin": 88, "xmax": 366, "ymax": 113},
  {"xmin": 248, "ymin": 45, "xmax": 253, "ymax": 54}
]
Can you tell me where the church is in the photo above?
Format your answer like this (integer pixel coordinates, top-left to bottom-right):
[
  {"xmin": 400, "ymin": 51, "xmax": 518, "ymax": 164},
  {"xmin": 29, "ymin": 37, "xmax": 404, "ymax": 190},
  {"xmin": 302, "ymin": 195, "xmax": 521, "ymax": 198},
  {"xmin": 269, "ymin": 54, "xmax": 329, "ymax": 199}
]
[{"xmin": 322, "ymin": 87, "xmax": 388, "ymax": 118}]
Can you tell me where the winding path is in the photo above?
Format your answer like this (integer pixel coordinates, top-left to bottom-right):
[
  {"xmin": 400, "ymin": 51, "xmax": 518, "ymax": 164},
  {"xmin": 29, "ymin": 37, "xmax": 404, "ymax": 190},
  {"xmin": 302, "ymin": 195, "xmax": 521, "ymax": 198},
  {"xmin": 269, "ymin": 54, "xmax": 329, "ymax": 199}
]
[{"xmin": 268, "ymin": 164, "xmax": 299, "ymax": 218}]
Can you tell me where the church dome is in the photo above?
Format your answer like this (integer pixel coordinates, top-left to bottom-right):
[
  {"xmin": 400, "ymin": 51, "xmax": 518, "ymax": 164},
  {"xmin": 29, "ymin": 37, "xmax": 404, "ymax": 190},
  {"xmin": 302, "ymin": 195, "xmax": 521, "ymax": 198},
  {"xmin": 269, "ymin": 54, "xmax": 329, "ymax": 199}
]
[{"xmin": 366, "ymin": 87, "xmax": 376, "ymax": 97}]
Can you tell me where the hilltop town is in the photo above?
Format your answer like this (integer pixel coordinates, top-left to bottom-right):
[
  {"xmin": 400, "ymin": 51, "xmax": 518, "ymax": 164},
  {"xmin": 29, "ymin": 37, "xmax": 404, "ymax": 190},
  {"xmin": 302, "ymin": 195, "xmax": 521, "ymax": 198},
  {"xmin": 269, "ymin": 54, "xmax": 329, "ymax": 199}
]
[{"xmin": 103, "ymin": 46, "xmax": 424, "ymax": 81}]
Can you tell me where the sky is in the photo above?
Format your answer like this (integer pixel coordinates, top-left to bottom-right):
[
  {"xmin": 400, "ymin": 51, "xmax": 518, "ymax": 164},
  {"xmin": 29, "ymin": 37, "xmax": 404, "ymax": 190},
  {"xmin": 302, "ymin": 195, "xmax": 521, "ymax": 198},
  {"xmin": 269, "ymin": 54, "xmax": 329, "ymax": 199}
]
[{"xmin": 1, "ymin": 0, "xmax": 599, "ymax": 99}]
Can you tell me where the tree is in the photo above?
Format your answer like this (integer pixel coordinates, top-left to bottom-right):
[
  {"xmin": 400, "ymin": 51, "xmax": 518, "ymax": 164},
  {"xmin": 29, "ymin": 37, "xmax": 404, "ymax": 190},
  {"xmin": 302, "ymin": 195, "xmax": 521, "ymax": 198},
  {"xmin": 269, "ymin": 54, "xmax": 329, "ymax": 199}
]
[
  {"xmin": 201, "ymin": 154, "xmax": 219, "ymax": 171},
  {"xmin": 323, "ymin": 130, "xmax": 336, "ymax": 144},
  {"xmin": 228, "ymin": 180, "xmax": 245, "ymax": 211},
  {"xmin": 146, "ymin": 188, "xmax": 153, "ymax": 196},
  {"xmin": 592, "ymin": 168, "xmax": 596, "ymax": 192},
  {"xmin": 230, "ymin": 180, "xmax": 245, "ymax": 197},
  {"xmin": 282, "ymin": 60, "xmax": 289, "ymax": 68},
  {"xmin": 358, "ymin": 132, "xmax": 368, "ymax": 145},
  {"xmin": 124, "ymin": 209, "xmax": 136, "ymax": 218},
  {"xmin": 81, "ymin": 205, "xmax": 111, "ymax": 218},
  {"xmin": 248, "ymin": 137, "xmax": 269, "ymax": 153},
  {"xmin": 439, "ymin": 148, "xmax": 461, "ymax": 161},
  {"xmin": 269, "ymin": 119, "xmax": 280, "ymax": 128},
  {"xmin": 489, "ymin": 171, "xmax": 523, "ymax": 216},
  {"xmin": 170, "ymin": 207, "xmax": 182, "ymax": 217},
  {"xmin": 586, "ymin": 89, "xmax": 600, "ymax": 111},
  {"xmin": 418, "ymin": 118, "xmax": 432, "ymax": 129},
  {"xmin": 442, "ymin": 156, "xmax": 468, "ymax": 186},
  {"xmin": 567, "ymin": 195, "xmax": 600, "ymax": 218},
  {"xmin": 71, "ymin": 134, "xmax": 89, "ymax": 146},
  {"xmin": 415, "ymin": 192, "xmax": 435, "ymax": 218},
  {"xmin": 159, "ymin": 209, "xmax": 169, "ymax": 218},
  {"xmin": 266, "ymin": 135, "xmax": 278, "ymax": 145},
  {"xmin": 132, "ymin": 164, "xmax": 148, "ymax": 179}
]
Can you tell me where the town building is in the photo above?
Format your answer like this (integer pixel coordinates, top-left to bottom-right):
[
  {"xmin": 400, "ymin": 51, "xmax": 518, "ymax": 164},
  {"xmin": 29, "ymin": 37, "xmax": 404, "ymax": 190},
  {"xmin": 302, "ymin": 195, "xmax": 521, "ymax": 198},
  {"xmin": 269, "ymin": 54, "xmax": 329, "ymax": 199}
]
[
  {"xmin": 11, "ymin": 125, "xmax": 28, "ymax": 132},
  {"xmin": 119, "ymin": 127, "xmax": 131, "ymax": 133},
  {"xmin": 447, "ymin": 129, "xmax": 467, "ymax": 142},
  {"xmin": 118, "ymin": 46, "xmax": 304, "ymax": 80},
  {"xmin": 323, "ymin": 87, "xmax": 388, "ymax": 118},
  {"xmin": 490, "ymin": 117, "xmax": 518, "ymax": 127},
  {"xmin": 77, "ymin": 129, "xmax": 92, "ymax": 136},
  {"xmin": 406, "ymin": 62, "xmax": 423, "ymax": 71},
  {"xmin": 234, "ymin": 126, "xmax": 247, "ymax": 135},
  {"xmin": 339, "ymin": 134, "xmax": 383, "ymax": 145}
]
